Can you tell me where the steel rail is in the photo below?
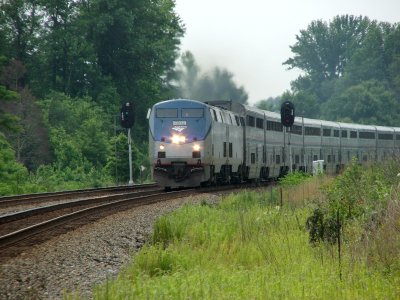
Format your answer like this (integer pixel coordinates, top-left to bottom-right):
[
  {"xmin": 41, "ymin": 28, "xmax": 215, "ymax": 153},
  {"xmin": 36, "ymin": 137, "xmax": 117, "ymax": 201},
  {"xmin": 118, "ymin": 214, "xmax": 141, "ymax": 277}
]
[
  {"xmin": 0, "ymin": 188, "xmax": 164, "ymax": 227},
  {"xmin": 0, "ymin": 183, "xmax": 158, "ymax": 209},
  {"xmin": 0, "ymin": 189, "xmax": 195, "ymax": 260}
]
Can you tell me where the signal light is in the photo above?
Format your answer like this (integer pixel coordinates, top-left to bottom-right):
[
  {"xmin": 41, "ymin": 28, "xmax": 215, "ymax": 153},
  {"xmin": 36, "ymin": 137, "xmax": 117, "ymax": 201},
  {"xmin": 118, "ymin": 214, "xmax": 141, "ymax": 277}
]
[
  {"xmin": 120, "ymin": 102, "xmax": 135, "ymax": 128},
  {"xmin": 280, "ymin": 101, "xmax": 295, "ymax": 127}
]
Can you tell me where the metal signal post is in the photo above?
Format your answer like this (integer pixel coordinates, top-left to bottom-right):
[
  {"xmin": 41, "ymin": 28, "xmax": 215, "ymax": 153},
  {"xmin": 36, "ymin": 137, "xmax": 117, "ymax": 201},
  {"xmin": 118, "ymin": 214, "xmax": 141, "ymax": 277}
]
[
  {"xmin": 128, "ymin": 128, "xmax": 133, "ymax": 185},
  {"xmin": 120, "ymin": 102, "xmax": 135, "ymax": 185}
]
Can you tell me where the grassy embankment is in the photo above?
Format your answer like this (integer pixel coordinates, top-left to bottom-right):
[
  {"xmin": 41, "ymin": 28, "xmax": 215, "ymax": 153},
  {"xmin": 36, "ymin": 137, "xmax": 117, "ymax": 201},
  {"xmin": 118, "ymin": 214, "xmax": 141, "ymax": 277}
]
[{"xmin": 77, "ymin": 160, "xmax": 400, "ymax": 299}]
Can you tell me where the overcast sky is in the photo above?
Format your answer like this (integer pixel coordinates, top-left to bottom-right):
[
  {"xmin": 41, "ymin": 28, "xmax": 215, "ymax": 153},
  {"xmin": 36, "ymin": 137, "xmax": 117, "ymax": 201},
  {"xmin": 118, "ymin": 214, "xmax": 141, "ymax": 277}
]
[{"xmin": 174, "ymin": 0, "xmax": 400, "ymax": 105}]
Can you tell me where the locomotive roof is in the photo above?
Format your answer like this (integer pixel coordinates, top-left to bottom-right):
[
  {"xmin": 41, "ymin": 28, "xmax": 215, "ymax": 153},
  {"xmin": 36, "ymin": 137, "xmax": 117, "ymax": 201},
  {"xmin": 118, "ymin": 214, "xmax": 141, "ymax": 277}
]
[{"xmin": 155, "ymin": 98, "xmax": 207, "ymax": 107}]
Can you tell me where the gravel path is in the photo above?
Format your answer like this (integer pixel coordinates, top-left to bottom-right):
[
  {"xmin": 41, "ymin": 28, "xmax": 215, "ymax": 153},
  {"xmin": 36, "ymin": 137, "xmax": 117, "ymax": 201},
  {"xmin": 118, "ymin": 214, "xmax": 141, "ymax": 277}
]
[{"xmin": 0, "ymin": 193, "xmax": 221, "ymax": 299}]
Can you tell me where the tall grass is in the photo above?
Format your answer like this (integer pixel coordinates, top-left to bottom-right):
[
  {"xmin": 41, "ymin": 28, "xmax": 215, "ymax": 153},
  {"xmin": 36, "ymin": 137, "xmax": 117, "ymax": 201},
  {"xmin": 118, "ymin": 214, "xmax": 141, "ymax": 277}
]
[{"xmin": 88, "ymin": 170, "xmax": 399, "ymax": 299}]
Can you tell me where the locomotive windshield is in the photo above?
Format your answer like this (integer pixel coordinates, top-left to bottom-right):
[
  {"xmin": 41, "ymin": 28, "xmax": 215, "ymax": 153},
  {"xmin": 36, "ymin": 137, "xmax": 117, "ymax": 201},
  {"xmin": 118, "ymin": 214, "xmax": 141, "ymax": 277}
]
[
  {"xmin": 182, "ymin": 108, "xmax": 204, "ymax": 118},
  {"xmin": 156, "ymin": 108, "xmax": 178, "ymax": 118}
]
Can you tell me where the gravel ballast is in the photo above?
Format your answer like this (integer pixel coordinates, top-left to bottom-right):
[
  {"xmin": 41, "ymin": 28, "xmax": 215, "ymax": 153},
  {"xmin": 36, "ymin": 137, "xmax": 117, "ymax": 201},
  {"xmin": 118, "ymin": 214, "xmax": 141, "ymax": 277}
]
[{"xmin": 0, "ymin": 193, "xmax": 221, "ymax": 299}]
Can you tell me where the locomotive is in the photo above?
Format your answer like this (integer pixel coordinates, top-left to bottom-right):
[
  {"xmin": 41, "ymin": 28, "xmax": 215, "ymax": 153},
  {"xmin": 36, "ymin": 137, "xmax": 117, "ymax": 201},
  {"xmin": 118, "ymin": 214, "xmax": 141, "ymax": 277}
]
[{"xmin": 148, "ymin": 99, "xmax": 400, "ymax": 189}]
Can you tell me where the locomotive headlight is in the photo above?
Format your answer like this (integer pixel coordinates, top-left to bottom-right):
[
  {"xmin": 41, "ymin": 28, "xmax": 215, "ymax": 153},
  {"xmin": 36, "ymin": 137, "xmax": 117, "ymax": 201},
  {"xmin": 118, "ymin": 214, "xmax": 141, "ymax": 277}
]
[
  {"xmin": 171, "ymin": 134, "xmax": 186, "ymax": 144},
  {"xmin": 193, "ymin": 144, "xmax": 200, "ymax": 151},
  {"xmin": 159, "ymin": 144, "xmax": 165, "ymax": 150}
]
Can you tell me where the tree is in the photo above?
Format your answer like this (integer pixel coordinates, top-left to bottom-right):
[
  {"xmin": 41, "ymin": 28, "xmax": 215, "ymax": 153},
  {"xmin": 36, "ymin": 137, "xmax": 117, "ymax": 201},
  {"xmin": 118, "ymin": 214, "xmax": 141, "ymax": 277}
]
[
  {"xmin": 284, "ymin": 15, "xmax": 371, "ymax": 82},
  {"xmin": 0, "ymin": 0, "xmax": 42, "ymax": 62},
  {"xmin": 255, "ymin": 96, "xmax": 281, "ymax": 112},
  {"xmin": 1, "ymin": 59, "xmax": 51, "ymax": 170},
  {"xmin": 284, "ymin": 15, "xmax": 400, "ymax": 124},
  {"xmin": 40, "ymin": 92, "xmax": 111, "ymax": 168},
  {"xmin": 105, "ymin": 133, "xmax": 150, "ymax": 184},
  {"xmin": 324, "ymin": 80, "xmax": 398, "ymax": 126},
  {"xmin": 0, "ymin": 56, "xmax": 19, "ymax": 132},
  {"xmin": 0, "ymin": 134, "xmax": 28, "ymax": 196},
  {"xmin": 284, "ymin": 15, "xmax": 371, "ymax": 106},
  {"xmin": 84, "ymin": 0, "xmax": 184, "ymax": 129},
  {"xmin": 343, "ymin": 22, "xmax": 388, "ymax": 86}
]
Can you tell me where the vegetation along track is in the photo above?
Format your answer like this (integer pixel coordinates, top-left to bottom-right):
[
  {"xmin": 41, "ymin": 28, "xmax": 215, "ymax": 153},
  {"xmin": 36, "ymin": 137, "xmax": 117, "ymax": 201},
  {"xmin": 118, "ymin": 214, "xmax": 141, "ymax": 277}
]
[{"xmin": 0, "ymin": 184, "xmax": 244, "ymax": 261}]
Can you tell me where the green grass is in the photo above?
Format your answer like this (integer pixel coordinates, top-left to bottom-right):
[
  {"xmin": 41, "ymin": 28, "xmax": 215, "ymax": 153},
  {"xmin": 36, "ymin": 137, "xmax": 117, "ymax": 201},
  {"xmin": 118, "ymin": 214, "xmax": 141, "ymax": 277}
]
[{"xmin": 87, "ymin": 182, "xmax": 399, "ymax": 299}]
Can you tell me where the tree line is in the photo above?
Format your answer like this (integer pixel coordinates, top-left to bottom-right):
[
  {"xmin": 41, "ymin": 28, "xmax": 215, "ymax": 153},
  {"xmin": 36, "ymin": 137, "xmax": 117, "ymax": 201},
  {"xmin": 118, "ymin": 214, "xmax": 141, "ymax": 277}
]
[{"xmin": 268, "ymin": 15, "xmax": 400, "ymax": 126}]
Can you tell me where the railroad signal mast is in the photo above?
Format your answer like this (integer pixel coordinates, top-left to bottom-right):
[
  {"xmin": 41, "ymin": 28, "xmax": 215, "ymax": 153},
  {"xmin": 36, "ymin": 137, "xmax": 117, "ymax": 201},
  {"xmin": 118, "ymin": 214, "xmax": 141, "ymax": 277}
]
[
  {"xmin": 120, "ymin": 102, "xmax": 135, "ymax": 185},
  {"xmin": 280, "ymin": 101, "xmax": 295, "ymax": 173}
]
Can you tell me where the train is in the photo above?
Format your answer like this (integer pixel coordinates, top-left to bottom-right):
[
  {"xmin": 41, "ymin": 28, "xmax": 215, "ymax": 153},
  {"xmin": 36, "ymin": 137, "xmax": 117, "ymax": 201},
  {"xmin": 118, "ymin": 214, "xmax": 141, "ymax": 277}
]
[{"xmin": 148, "ymin": 99, "xmax": 400, "ymax": 189}]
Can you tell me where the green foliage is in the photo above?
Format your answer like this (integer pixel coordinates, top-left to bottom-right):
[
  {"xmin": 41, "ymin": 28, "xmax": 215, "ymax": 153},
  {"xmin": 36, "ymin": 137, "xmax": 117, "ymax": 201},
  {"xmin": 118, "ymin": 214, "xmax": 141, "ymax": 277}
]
[
  {"xmin": 306, "ymin": 159, "xmax": 397, "ymax": 246},
  {"xmin": 40, "ymin": 92, "xmax": 112, "ymax": 167},
  {"xmin": 284, "ymin": 15, "xmax": 371, "ymax": 81},
  {"xmin": 90, "ymin": 190, "xmax": 400, "ymax": 299},
  {"xmin": 284, "ymin": 15, "xmax": 400, "ymax": 125},
  {"xmin": 0, "ymin": 56, "xmax": 19, "ymax": 132},
  {"xmin": 105, "ymin": 133, "xmax": 151, "ymax": 184},
  {"xmin": 278, "ymin": 171, "xmax": 311, "ymax": 187},
  {"xmin": 255, "ymin": 96, "xmax": 281, "ymax": 112},
  {"xmin": 0, "ymin": 135, "xmax": 28, "ymax": 196},
  {"xmin": 1, "ymin": 0, "xmax": 184, "ymax": 137},
  {"xmin": 325, "ymin": 80, "xmax": 399, "ymax": 126}
]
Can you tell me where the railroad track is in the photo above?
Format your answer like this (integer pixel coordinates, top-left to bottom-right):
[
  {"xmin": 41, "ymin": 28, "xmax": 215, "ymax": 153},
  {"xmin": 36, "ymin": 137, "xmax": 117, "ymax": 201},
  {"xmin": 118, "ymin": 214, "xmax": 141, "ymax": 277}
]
[
  {"xmin": 0, "ymin": 182, "xmax": 264, "ymax": 261},
  {"xmin": 0, "ymin": 184, "xmax": 244, "ymax": 261},
  {"xmin": 0, "ymin": 187, "xmax": 197, "ymax": 261},
  {"xmin": 0, "ymin": 183, "xmax": 158, "ymax": 211}
]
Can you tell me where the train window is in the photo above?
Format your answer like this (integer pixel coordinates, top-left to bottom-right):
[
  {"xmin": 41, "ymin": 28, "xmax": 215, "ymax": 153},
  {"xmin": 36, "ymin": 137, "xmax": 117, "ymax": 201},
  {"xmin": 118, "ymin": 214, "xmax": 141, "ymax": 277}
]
[
  {"xmin": 397, "ymin": 134, "xmax": 400, "ymax": 140},
  {"xmin": 223, "ymin": 113, "xmax": 228, "ymax": 123},
  {"xmin": 234, "ymin": 115, "xmax": 240, "ymax": 126},
  {"xmin": 289, "ymin": 125, "xmax": 302, "ymax": 135},
  {"xmin": 359, "ymin": 132, "xmax": 375, "ymax": 139},
  {"xmin": 305, "ymin": 127, "xmax": 321, "ymax": 136},
  {"xmin": 251, "ymin": 153, "xmax": 256, "ymax": 164},
  {"xmin": 223, "ymin": 142, "xmax": 227, "ymax": 157},
  {"xmin": 229, "ymin": 143, "xmax": 233, "ymax": 157},
  {"xmin": 378, "ymin": 133, "xmax": 394, "ymax": 140},
  {"xmin": 350, "ymin": 131, "xmax": 357, "ymax": 138},
  {"xmin": 323, "ymin": 128, "xmax": 331, "ymax": 137},
  {"xmin": 327, "ymin": 155, "xmax": 331, "ymax": 163},
  {"xmin": 156, "ymin": 108, "xmax": 177, "ymax": 118},
  {"xmin": 247, "ymin": 116, "xmax": 255, "ymax": 127},
  {"xmin": 267, "ymin": 121, "xmax": 283, "ymax": 132},
  {"xmin": 275, "ymin": 155, "xmax": 280, "ymax": 164},
  {"xmin": 228, "ymin": 114, "xmax": 233, "ymax": 125},
  {"xmin": 210, "ymin": 109, "xmax": 218, "ymax": 121},
  {"xmin": 182, "ymin": 108, "xmax": 204, "ymax": 118},
  {"xmin": 333, "ymin": 130, "xmax": 340, "ymax": 137},
  {"xmin": 313, "ymin": 155, "xmax": 318, "ymax": 161},
  {"xmin": 219, "ymin": 112, "xmax": 225, "ymax": 123},
  {"xmin": 341, "ymin": 130, "xmax": 348, "ymax": 138},
  {"xmin": 295, "ymin": 155, "xmax": 300, "ymax": 164},
  {"xmin": 240, "ymin": 117, "xmax": 245, "ymax": 126},
  {"xmin": 256, "ymin": 118, "xmax": 264, "ymax": 129}
]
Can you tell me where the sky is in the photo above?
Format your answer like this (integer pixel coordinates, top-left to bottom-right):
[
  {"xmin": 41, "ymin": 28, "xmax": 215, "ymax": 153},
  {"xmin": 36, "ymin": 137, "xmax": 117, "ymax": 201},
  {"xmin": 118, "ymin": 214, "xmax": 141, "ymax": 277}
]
[{"xmin": 174, "ymin": 0, "xmax": 400, "ymax": 105}]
